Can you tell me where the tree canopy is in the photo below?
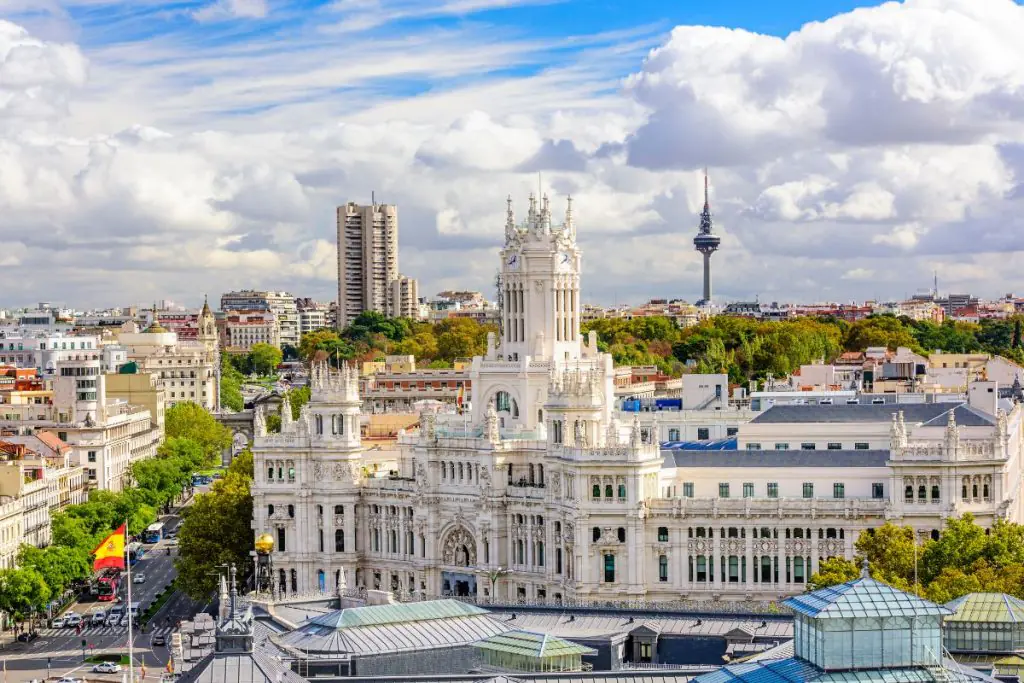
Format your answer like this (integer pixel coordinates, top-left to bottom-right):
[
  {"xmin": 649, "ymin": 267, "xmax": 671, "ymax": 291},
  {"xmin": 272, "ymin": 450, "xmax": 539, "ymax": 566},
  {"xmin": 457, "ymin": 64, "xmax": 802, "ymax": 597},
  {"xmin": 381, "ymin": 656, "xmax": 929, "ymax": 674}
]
[
  {"xmin": 165, "ymin": 402, "xmax": 232, "ymax": 466},
  {"xmin": 807, "ymin": 515, "xmax": 1024, "ymax": 602},
  {"xmin": 176, "ymin": 451, "xmax": 255, "ymax": 598}
]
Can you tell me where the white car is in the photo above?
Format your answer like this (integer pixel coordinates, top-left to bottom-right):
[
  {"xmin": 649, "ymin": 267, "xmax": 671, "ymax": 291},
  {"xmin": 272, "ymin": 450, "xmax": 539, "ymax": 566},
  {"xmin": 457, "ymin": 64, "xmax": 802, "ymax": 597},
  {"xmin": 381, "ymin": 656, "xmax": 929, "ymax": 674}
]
[
  {"xmin": 56, "ymin": 678, "xmax": 84, "ymax": 683},
  {"xmin": 64, "ymin": 613, "xmax": 82, "ymax": 627},
  {"xmin": 166, "ymin": 538, "xmax": 178, "ymax": 546},
  {"xmin": 133, "ymin": 573, "xmax": 146, "ymax": 584},
  {"xmin": 120, "ymin": 614, "xmax": 131, "ymax": 627},
  {"xmin": 91, "ymin": 662, "xmax": 122, "ymax": 673},
  {"xmin": 50, "ymin": 616, "xmax": 67, "ymax": 628},
  {"xmin": 105, "ymin": 613, "xmax": 121, "ymax": 627},
  {"xmin": 91, "ymin": 611, "xmax": 107, "ymax": 626}
]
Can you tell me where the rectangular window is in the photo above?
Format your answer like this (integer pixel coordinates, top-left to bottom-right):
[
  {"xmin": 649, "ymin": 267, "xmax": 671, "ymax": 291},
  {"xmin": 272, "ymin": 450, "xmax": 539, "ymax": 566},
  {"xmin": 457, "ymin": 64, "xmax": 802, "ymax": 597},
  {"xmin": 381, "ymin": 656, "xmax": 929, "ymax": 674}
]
[
  {"xmin": 697, "ymin": 427, "xmax": 710, "ymax": 441},
  {"xmin": 775, "ymin": 443, "xmax": 789, "ymax": 450},
  {"xmin": 727, "ymin": 427, "xmax": 739, "ymax": 436},
  {"xmin": 767, "ymin": 482, "xmax": 779, "ymax": 498},
  {"xmin": 854, "ymin": 442, "xmax": 869, "ymax": 450},
  {"xmin": 718, "ymin": 483, "xmax": 730, "ymax": 498},
  {"xmin": 87, "ymin": 451, "xmax": 96, "ymax": 463},
  {"xmin": 872, "ymin": 483, "xmax": 884, "ymax": 499},
  {"xmin": 657, "ymin": 527, "xmax": 669, "ymax": 542},
  {"xmin": 682, "ymin": 482, "xmax": 694, "ymax": 498},
  {"xmin": 833, "ymin": 483, "xmax": 845, "ymax": 499},
  {"xmin": 742, "ymin": 482, "xmax": 754, "ymax": 498},
  {"xmin": 603, "ymin": 554, "xmax": 615, "ymax": 583},
  {"xmin": 746, "ymin": 443, "xmax": 762, "ymax": 450},
  {"xmin": 827, "ymin": 442, "xmax": 842, "ymax": 450},
  {"xmin": 800, "ymin": 443, "xmax": 816, "ymax": 450},
  {"xmin": 802, "ymin": 483, "xmax": 814, "ymax": 499}
]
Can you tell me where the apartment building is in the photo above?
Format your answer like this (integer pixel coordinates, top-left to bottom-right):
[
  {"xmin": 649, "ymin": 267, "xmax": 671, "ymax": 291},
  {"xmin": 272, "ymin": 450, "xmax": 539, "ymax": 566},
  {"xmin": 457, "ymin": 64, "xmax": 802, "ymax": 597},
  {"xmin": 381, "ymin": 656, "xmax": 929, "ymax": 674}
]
[{"xmin": 336, "ymin": 201, "xmax": 399, "ymax": 328}]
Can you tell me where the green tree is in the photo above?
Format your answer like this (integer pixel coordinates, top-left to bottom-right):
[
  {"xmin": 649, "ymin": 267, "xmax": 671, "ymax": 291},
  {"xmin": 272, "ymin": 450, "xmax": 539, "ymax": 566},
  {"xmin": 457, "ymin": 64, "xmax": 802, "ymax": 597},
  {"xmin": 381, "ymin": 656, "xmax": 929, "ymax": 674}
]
[
  {"xmin": 0, "ymin": 568, "xmax": 51, "ymax": 623},
  {"xmin": 220, "ymin": 356, "xmax": 245, "ymax": 411},
  {"xmin": 286, "ymin": 386, "xmax": 311, "ymax": 420},
  {"xmin": 165, "ymin": 403, "xmax": 231, "ymax": 465},
  {"xmin": 248, "ymin": 343, "xmax": 283, "ymax": 376},
  {"xmin": 854, "ymin": 522, "xmax": 924, "ymax": 592},
  {"xmin": 175, "ymin": 457, "xmax": 254, "ymax": 599},
  {"xmin": 17, "ymin": 545, "xmax": 90, "ymax": 596},
  {"xmin": 807, "ymin": 557, "xmax": 860, "ymax": 590}
]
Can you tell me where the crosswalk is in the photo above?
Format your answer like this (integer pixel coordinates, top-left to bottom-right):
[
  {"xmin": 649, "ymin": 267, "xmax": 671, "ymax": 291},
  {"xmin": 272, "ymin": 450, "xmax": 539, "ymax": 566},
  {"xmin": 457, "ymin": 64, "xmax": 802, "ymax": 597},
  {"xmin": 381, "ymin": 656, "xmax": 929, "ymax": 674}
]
[{"xmin": 39, "ymin": 624, "xmax": 176, "ymax": 638}]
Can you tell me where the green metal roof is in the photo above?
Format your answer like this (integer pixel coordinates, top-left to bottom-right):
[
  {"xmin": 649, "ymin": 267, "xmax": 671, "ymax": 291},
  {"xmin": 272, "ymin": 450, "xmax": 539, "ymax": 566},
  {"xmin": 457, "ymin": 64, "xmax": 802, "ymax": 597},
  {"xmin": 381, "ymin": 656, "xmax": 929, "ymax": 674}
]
[
  {"xmin": 473, "ymin": 630, "xmax": 596, "ymax": 658},
  {"xmin": 306, "ymin": 599, "xmax": 489, "ymax": 630},
  {"xmin": 945, "ymin": 593, "xmax": 1024, "ymax": 624}
]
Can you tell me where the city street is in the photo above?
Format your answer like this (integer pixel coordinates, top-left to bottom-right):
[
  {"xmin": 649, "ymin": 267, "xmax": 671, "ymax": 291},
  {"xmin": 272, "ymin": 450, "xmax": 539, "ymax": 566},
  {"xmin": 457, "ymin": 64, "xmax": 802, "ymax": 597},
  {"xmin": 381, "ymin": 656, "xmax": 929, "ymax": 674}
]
[{"xmin": 0, "ymin": 498, "xmax": 214, "ymax": 681}]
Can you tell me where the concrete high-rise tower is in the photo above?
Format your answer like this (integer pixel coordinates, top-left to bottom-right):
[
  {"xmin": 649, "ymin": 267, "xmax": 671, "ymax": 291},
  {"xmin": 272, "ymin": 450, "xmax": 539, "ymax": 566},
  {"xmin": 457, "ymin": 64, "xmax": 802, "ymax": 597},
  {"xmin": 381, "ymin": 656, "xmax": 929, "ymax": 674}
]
[
  {"xmin": 336, "ymin": 200, "xmax": 400, "ymax": 329},
  {"xmin": 693, "ymin": 171, "xmax": 721, "ymax": 305}
]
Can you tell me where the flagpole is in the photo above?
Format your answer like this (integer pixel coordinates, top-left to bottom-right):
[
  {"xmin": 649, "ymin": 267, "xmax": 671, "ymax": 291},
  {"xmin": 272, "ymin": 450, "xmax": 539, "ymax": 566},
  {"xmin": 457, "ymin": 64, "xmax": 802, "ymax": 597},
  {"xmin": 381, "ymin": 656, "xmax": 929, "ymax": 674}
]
[{"xmin": 126, "ymin": 519, "xmax": 134, "ymax": 683}]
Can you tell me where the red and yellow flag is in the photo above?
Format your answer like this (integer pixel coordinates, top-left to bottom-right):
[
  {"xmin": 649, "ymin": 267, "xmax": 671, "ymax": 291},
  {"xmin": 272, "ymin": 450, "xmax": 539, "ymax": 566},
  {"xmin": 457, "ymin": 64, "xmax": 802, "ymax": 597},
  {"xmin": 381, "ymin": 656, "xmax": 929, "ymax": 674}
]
[
  {"xmin": 456, "ymin": 385, "xmax": 465, "ymax": 414},
  {"xmin": 93, "ymin": 523, "xmax": 126, "ymax": 572}
]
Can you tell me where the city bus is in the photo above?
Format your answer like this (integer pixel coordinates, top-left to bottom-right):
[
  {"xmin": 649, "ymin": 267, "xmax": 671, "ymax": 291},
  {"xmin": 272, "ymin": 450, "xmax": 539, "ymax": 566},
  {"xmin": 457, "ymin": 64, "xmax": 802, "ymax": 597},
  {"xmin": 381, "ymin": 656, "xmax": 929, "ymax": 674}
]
[
  {"xmin": 127, "ymin": 542, "xmax": 145, "ymax": 565},
  {"xmin": 142, "ymin": 521, "xmax": 165, "ymax": 544},
  {"xmin": 97, "ymin": 571, "xmax": 121, "ymax": 602}
]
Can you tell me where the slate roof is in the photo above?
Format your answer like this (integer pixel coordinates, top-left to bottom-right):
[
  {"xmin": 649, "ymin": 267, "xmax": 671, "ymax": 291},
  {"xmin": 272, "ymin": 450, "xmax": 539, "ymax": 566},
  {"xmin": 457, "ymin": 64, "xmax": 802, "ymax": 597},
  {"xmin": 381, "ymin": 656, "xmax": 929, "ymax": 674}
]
[
  {"xmin": 663, "ymin": 450, "xmax": 890, "ymax": 469},
  {"xmin": 750, "ymin": 403, "xmax": 994, "ymax": 426},
  {"xmin": 694, "ymin": 658, "xmax": 997, "ymax": 683},
  {"xmin": 785, "ymin": 577, "xmax": 951, "ymax": 620},
  {"xmin": 944, "ymin": 593, "xmax": 1024, "ymax": 624},
  {"xmin": 493, "ymin": 613, "xmax": 791, "ymax": 641},
  {"xmin": 175, "ymin": 651, "xmax": 305, "ymax": 683},
  {"xmin": 661, "ymin": 438, "xmax": 738, "ymax": 451},
  {"xmin": 474, "ymin": 630, "xmax": 597, "ymax": 658}
]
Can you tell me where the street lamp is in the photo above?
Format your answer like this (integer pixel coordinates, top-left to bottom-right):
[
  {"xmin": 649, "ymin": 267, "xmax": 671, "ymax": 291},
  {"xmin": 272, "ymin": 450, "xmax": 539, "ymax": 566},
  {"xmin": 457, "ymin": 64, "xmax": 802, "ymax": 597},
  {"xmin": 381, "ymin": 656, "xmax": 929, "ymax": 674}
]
[{"xmin": 479, "ymin": 566, "xmax": 507, "ymax": 604}]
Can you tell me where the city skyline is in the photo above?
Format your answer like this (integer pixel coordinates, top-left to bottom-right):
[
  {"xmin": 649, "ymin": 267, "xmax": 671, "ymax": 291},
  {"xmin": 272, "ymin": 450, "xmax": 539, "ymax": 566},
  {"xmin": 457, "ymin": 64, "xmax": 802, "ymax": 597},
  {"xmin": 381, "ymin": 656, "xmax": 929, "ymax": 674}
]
[{"xmin": 2, "ymin": 0, "xmax": 1024, "ymax": 307}]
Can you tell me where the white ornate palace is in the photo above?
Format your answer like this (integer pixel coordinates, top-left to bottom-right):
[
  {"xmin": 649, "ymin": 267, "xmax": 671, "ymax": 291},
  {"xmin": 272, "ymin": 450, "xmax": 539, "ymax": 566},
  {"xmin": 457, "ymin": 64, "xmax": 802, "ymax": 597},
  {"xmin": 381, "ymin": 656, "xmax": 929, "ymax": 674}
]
[{"xmin": 250, "ymin": 195, "xmax": 1024, "ymax": 603}]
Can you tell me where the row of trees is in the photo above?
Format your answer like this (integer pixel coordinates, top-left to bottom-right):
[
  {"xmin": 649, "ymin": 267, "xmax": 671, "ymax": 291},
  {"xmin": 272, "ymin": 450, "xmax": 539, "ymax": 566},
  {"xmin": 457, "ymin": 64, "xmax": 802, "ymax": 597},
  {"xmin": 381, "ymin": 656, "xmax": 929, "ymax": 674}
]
[
  {"xmin": 583, "ymin": 314, "xmax": 1024, "ymax": 384},
  {"xmin": 0, "ymin": 404, "xmax": 231, "ymax": 624},
  {"xmin": 808, "ymin": 515, "xmax": 1024, "ymax": 603},
  {"xmin": 225, "ymin": 343, "xmax": 284, "ymax": 377},
  {"xmin": 298, "ymin": 311, "xmax": 494, "ymax": 368}
]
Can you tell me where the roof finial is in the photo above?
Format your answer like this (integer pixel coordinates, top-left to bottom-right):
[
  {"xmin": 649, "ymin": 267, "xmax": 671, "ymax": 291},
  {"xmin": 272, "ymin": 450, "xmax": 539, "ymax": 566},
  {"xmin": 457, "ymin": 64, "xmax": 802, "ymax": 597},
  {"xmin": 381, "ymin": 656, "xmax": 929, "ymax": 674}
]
[
  {"xmin": 860, "ymin": 558, "xmax": 870, "ymax": 579},
  {"xmin": 704, "ymin": 167, "xmax": 709, "ymax": 210}
]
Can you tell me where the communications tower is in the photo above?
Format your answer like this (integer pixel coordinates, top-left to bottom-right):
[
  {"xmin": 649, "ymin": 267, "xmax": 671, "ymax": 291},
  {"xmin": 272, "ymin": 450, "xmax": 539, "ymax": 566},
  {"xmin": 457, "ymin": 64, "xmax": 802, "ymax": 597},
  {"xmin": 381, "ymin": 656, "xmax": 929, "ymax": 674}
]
[{"xmin": 693, "ymin": 171, "xmax": 721, "ymax": 305}]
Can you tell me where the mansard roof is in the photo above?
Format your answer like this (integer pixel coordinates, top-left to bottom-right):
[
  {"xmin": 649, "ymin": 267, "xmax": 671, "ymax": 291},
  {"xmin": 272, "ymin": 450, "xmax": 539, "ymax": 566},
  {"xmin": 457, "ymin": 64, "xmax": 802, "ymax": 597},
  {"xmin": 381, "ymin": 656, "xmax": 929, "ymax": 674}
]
[
  {"xmin": 945, "ymin": 593, "xmax": 1024, "ymax": 624},
  {"xmin": 785, "ymin": 577, "xmax": 951, "ymax": 620},
  {"xmin": 662, "ymin": 450, "xmax": 890, "ymax": 469},
  {"xmin": 750, "ymin": 403, "xmax": 994, "ymax": 426}
]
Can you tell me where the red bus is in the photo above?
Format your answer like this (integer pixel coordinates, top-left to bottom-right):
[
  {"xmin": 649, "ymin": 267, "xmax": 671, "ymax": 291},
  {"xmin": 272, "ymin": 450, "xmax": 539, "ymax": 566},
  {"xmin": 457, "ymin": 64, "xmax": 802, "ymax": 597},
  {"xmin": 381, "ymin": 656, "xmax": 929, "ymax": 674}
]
[{"xmin": 97, "ymin": 572, "xmax": 120, "ymax": 601}]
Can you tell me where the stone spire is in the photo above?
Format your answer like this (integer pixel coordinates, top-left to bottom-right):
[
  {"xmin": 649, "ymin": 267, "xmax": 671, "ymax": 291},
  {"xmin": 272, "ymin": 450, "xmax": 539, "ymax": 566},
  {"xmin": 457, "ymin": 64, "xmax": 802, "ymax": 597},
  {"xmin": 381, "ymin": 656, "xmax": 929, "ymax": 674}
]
[
  {"xmin": 280, "ymin": 393, "xmax": 294, "ymax": 433},
  {"xmin": 527, "ymin": 192, "xmax": 537, "ymax": 228},
  {"xmin": 505, "ymin": 194, "xmax": 516, "ymax": 243},
  {"xmin": 253, "ymin": 405, "xmax": 267, "ymax": 437},
  {"xmin": 540, "ymin": 193, "xmax": 552, "ymax": 232},
  {"xmin": 218, "ymin": 572, "xmax": 230, "ymax": 623},
  {"xmin": 860, "ymin": 558, "xmax": 870, "ymax": 579},
  {"xmin": 565, "ymin": 194, "xmax": 575, "ymax": 240}
]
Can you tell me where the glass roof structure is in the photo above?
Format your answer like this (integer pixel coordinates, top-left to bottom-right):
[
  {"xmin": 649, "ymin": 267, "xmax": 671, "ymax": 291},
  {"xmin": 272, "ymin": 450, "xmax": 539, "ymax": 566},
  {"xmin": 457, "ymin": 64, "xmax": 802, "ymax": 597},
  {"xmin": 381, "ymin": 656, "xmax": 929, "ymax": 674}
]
[
  {"xmin": 661, "ymin": 438, "xmax": 737, "ymax": 451},
  {"xmin": 304, "ymin": 599, "xmax": 489, "ymax": 629},
  {"xmin": 785, "ymin": 578, "xmax": 951, "ymax": 620},
  {"xmin": 945, "ymin": 593, "xmax": 1024, "ymax": 624},
  {"xmin": 474, "ymin": 631, "xmax": 597, "ymax": 658}
]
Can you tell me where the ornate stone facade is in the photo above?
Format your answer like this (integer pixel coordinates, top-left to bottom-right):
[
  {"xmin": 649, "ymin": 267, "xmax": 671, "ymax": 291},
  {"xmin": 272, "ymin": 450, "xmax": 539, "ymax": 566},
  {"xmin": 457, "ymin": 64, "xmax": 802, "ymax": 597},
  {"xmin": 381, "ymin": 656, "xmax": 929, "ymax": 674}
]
[{"xmin": 250, "ymin": 196, "xmax": 1024, "ymax": 604}]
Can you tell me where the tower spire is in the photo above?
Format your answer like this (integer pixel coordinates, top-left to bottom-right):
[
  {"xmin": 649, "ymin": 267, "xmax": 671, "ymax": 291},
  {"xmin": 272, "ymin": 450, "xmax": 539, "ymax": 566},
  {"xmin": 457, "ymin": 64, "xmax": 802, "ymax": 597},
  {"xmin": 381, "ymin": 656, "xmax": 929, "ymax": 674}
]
[{"xmin": 693, "ymin": 168, "xmax": 721, "ymax": 306}]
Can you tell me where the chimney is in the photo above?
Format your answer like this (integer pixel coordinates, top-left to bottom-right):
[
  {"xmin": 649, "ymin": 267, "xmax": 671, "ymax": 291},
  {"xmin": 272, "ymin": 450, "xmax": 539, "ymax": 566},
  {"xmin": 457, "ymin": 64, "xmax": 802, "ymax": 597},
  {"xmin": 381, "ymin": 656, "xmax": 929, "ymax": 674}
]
[{"xmin": 968, "ymin": 380, "xmax": 999, "ymax": 416}]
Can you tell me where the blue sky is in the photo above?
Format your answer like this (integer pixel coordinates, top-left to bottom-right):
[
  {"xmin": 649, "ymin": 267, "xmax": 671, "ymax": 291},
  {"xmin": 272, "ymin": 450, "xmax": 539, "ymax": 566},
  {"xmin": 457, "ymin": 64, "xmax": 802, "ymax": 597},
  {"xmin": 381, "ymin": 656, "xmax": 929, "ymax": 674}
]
[{"xmin": 4, "ymin": 0, "xmax": 1024, "ymax": 309}]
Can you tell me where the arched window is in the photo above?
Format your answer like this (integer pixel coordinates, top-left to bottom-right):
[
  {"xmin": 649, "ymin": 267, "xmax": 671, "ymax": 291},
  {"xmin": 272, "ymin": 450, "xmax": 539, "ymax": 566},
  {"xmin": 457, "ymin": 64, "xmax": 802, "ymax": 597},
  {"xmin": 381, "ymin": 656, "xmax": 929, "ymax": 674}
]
[
  {"xmin": 268, "ymin": 504, "xmax": 275, "ymax": 516},
  {"xmin": 793, "ymin": 557, "xmax": 805, "ymax": 583},
  {"xmin": 317, "ymin": 569, "xmax": 325, "ymax": 592},
  {"xmin": 538, "ymin": 465, "xmax": 544, "ymax": 486},
  {"xmin": 593, "ymin": 484, "xmax": 601, "ymax": 499},
  {"xmin": 516, "ymin": 539, "xmax": 524, "ymax": 564},
  {"xmin": 528, "ymin": 464, "xmax": 535, "ymax": 484},
  {"xmin": 458, "ymin": 463, "xmax": 464, "ymax": 481},
  {"xmin": 931, "ymin": 485, "xmax": 940, "ymax": 501},
  {"xmin": 962, "ymin": 480, "xmax": 968, "ymax": 500},
  {"xmin": 905, "ymin": 485, "xmax": 914, "ymax": 501},
  {"xmin": 983, "ymin": 480, "xmax": 991, "ymax": 499},
  {"xmin": 617, "ymin": 527, "xmax": 626, "ymax": 543},
  {"xmin": 618, "ymin": 484, "xmax": 626, "ymax": 499},
  {"xmin": 442, "ymin": 463, "xmax": 447, "ymax": 480},
  {"xmin": 315, "ymin": 415, "xmax": 323, "ymax": 435},
  {"xmin": 495, "ymin": 391, "xmax": 512, "ymax": 413},
  {"xmin": 290, "ymin": 569, "xmax": 298, "ymax": 592},
  {"xmin": 605, "ymin": 484, "xmax": 613, "ymax": 498},
  {"xmin": 335, "ymin": 529, "xmax": 345, "ymax": 552},
  {"xmin": 449, "ymin": 462, "xmax": 455, "ymax": 479},
  {"xmin": 973, "ymin": 482, "xmax": 979, "ymax": 498},
  {"xmin": 278, "ymin": 569, "xmax": 286, "ymax": 593},
  {"xmin": 659, "ymin": 555, "xmax": 668, "ymax": 582},
  {"xmin": 918, "ymin": 485, "xmax": 926, "ymax": 501},
  {"xmin": 317, "ymin": 505, "xmax": 323, "ymax": 516},
  {"xmin": 406, "ymin": 531, "xmax": 413, "ymax": 555},
  {"xmin": 288, "ymin": 504, "xmax": 294, "ymax": 518}
]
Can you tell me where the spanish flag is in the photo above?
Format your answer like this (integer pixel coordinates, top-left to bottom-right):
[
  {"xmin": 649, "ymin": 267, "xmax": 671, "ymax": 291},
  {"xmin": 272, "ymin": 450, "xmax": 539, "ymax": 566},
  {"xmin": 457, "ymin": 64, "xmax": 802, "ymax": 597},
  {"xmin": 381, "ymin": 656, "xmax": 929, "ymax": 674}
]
[
  {"xmin": 93, "ymin": 523, "xmax": 126, "ymax": 572},
  {"xmin": 456, "ymin": 385, "xmax": 465, "ymax": 414}
]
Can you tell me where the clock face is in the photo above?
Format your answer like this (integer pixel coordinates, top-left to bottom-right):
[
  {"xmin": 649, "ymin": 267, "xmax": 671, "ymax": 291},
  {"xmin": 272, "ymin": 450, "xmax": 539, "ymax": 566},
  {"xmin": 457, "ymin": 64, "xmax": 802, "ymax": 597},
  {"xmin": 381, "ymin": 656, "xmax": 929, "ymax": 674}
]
[
  {"xmin": 557, "ymin": 251, "xmax": 572, "ymax": 270},
  {"xmin": 506, "ymin": 253, "xmax": 519, "ymax": 269}
]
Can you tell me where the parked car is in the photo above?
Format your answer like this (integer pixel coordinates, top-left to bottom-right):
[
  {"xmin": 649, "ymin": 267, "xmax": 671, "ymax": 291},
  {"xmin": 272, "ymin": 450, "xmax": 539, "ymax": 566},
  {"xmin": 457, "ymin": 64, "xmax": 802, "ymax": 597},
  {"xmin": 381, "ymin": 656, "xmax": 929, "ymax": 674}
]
[
  {"xmin": 56, "ymin": 678, "xmax": 84, "ymax": 683},
  {"xmin": 133, "ymin": 572, "xmax": 146, "ymax": 584},
  {"xmin": 91, "ymin": 663, "xmax": 121, "ymax": 674},
  {"xmin": 90, "ymin": 611, "xmax": 107, "ymax": 626},
  {"xmin": 151, "ymin": 635, "xmax": 167, "ymax": 646},
  {"xmin": 64, "ymin": 613, "xmax": 82, "ymax": 627},
  {"xmin": 50, "ymin": 616, "xmax": 67, "ymax": 628},
  {"xmin": 105, "ymin": 613, "xmax": 121, "ymax": 627}
]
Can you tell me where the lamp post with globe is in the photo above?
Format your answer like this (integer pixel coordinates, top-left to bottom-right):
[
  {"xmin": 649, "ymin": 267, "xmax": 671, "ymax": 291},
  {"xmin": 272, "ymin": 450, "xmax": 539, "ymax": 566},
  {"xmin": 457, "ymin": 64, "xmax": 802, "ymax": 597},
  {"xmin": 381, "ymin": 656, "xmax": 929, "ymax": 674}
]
[{"xmin": 254, "ymin": 532, "xmax": 275, "ymax": 598}]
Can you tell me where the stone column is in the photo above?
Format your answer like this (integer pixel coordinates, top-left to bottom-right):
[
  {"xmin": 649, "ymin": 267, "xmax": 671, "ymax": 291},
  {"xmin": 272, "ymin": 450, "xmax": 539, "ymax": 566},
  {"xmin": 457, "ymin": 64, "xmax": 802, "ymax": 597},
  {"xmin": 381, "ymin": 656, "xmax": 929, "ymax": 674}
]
[
  {"xmin": 745, "ymin": 526, "xmax": 755, "ymax": 589},
  {"xmin": 711, "ymin": 528, "xmax": 721, "ymax": 590},
  {"xmin": 775, "ymin": 529, "xmax": 785, "ymax": 591}
]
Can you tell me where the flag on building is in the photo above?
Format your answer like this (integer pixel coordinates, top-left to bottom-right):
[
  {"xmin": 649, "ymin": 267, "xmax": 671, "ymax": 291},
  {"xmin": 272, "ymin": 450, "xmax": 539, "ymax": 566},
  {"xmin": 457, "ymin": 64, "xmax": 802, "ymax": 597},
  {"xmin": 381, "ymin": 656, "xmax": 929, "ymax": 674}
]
[
  {"xmin": 93, "ymin": 523, "xmax": 126, "ymax": 572},
  {"xmin": 456, "ymin": 385, "xmax": 465, "ymax": 414}
]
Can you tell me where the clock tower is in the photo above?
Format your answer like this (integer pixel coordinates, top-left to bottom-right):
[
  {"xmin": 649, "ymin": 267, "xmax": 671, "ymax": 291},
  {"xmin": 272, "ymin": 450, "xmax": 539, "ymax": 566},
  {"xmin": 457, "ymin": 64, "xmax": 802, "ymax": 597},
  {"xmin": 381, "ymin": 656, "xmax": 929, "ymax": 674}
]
[{"xmin": 499, "ymin": 193, "xmax": 581, "ymax": 363}]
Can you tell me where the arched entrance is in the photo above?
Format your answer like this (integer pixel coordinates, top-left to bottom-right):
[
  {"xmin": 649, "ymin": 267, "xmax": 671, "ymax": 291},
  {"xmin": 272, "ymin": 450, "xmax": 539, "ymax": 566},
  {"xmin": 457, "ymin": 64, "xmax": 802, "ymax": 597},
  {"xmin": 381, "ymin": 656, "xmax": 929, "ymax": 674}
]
[{"xmin": 440, "ymin": 525, "xmax": 478, "ymax": 597}]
